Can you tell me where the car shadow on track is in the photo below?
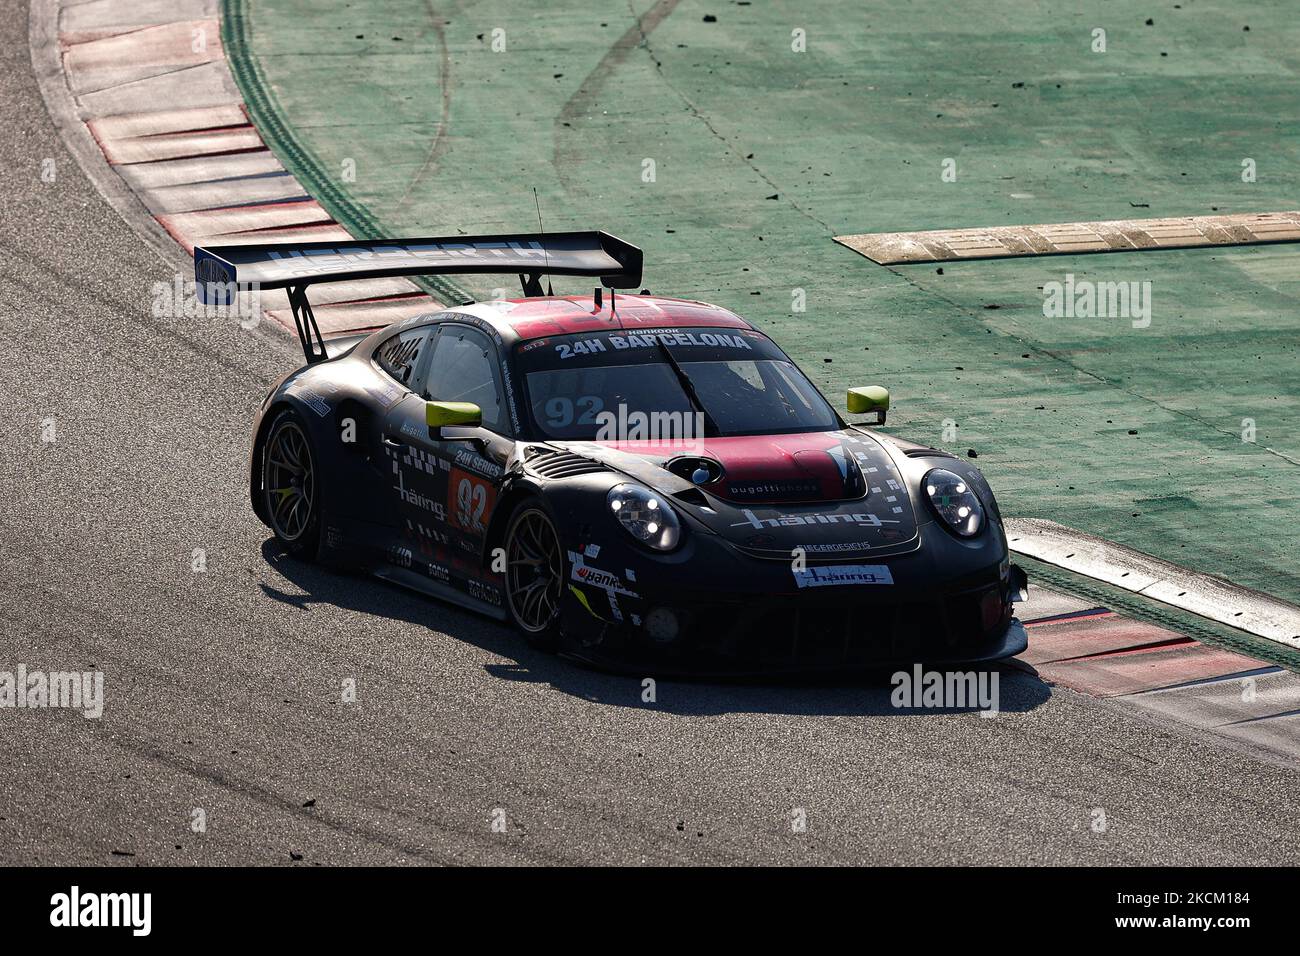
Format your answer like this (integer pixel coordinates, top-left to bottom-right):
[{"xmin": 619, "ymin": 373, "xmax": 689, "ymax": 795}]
[{"xmin": 259, "ymin": 540, "xmax": 1053, "ymax": 718}]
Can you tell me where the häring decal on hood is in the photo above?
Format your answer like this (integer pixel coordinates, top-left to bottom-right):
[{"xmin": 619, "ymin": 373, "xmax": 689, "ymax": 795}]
[
  {"xmin": 731, "ymin": 507, "xmax": 900, "ymax": 530},
  {"xmin": 556, "ymin": 430, "xmax": 921, "ymax": 559}
]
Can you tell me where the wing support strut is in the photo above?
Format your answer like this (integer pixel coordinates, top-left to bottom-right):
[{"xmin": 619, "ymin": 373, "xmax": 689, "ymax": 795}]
[{"xmin": 287, "ymin": 284, "xmax": 328, "ymax": 364}]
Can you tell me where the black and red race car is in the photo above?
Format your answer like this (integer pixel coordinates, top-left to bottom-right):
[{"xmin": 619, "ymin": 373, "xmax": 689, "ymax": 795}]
[{"xmin": 196, "ymin": 231, "xmax": 1027, "ymax": 672}]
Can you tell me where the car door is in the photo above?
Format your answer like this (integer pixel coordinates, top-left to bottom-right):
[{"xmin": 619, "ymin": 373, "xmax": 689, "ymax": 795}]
[
  {"xmin": 370, "ymin": 323, "xmax": 442, "ymax": 571},
  {"xmin": 382, "ymin": 322, "xmax": 513, "ymax": 604}
]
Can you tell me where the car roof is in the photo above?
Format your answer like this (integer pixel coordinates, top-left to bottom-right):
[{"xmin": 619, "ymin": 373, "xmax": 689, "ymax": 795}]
[{"xmin": 447, "ymin": 293, "xmax": 755, "ymax": 344}]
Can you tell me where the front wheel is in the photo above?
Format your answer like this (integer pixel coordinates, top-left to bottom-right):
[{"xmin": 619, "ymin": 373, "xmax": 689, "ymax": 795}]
[
  {"xmin": 261, "ymin": 408, "xmax": 322, "ymax": 559},
  {"xmin": 503, "ymin": 501, "xmax": 564, "ymax": 649}
]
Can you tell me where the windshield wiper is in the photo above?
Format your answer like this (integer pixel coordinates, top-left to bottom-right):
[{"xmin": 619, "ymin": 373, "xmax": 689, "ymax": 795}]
[{"xmin": 654, "ymin": 338, "xmax": 721, "ymax": 438}]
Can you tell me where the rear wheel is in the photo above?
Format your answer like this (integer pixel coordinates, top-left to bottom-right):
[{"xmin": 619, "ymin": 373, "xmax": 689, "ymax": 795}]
[
  {"xmin": 504, "ymin": 501, "xmax": 564, "ymax": 649},
  {"xmin": 262, "ymin": 409, "xmax": 321, "ymax": 559}
]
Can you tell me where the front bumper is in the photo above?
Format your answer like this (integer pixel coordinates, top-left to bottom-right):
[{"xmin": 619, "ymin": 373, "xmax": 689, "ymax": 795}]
[{"xmin": 558, "ymin": 517, "xmax": 1027, "ymax": 674}]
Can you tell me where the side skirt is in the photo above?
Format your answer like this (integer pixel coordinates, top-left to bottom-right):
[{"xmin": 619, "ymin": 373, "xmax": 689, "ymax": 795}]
[{"xmin": 372, "ymin": 566, "xmax": 509, "ymax": 622}]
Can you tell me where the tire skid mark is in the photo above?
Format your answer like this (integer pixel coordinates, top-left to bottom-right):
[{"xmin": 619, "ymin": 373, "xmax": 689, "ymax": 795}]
[
  {"xmin": 393, "ymin": 0, "xmax": 465, "ymax": 214},
  {"xmin": 557, "ymin": 0, "xmax": 833, "ymax": 237},
  {"xmin": 554, "ymin": 0, "xmax": 681, "ymax": 194}
]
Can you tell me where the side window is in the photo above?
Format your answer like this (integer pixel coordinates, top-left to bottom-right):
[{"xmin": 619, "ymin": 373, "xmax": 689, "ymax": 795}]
[
  {"xmin": 425, "ymin": 326, "xmax": 507, "ymax": 433},
  {"xmin": 374, "ymin": 326, "xmax": 433, "ymax": 389}
]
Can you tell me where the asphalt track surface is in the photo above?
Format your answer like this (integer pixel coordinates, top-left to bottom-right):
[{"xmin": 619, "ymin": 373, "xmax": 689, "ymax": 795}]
[{"xmin": 4, "ymin": 6, "xmax": 1300, "ymax": 866}]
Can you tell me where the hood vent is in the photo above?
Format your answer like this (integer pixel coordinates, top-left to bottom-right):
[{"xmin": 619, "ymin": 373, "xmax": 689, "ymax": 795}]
[
  {"xmin": 904, "ymin": 447, "xmax": 957, "ymax": 459},
  {"xmin": 672, "ymin": 487, "xmax": 711, "ymax": 508},
  {"xmin": 527, "ymin": 450, "xmax": 608, "ymax": 479}
]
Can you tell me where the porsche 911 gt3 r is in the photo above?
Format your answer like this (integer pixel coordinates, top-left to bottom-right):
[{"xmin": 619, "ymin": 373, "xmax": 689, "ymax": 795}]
[{"xmin": 195, "ymin": 231, "xmax": 1027, "ymax": 672}]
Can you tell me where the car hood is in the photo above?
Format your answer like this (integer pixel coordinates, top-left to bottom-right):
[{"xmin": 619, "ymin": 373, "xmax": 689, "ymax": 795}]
[{"xmin": 548, "ymin": 429, "xmax": 921, "ymax": 559}]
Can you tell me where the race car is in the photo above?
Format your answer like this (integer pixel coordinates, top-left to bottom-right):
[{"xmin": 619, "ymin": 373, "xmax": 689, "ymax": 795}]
[{"xmin": 195, "ymin": 231, "xmax": 1027, "ymax": 672}]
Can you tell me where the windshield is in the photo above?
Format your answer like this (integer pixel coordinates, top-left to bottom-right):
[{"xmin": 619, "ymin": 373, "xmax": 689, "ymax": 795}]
[{"xmin": 515, "ymin": 328, "xmax": 840, "ymax": 440}]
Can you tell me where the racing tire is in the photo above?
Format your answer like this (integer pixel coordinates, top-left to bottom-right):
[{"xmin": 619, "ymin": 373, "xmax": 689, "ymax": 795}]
[
  {"xmin": 503, "ymin": 499, "xmax": 565, "ymax": 651},
  {"xmin": 261, "ymin": 408, "xmax": 323, "ymax": 560}
]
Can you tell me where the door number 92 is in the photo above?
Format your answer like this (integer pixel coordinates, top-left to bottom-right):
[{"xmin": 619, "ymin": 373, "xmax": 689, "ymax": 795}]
[{"xmin": 456, "ymin": 476, "xmax": 488, "ymax": 533}]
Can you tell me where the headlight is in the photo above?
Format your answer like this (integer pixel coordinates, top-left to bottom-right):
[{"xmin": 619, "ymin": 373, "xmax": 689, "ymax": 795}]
[
  {"xmin": 607, "ymin": 482, "xmax": 682, "ymax": 551},
  {"xmin": 923, "ymin": 468, "xmax": 984, "ymax": 538}
]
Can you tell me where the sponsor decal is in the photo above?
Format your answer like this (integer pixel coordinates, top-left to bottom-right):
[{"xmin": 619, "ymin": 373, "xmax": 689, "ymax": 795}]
[
  {"xmin": 555, "ymin": 338, "xmax": 608, "ymax": 359},
  {"xmin": 728, "ymin": 479, "xmax": 821, "ymax": 501},
  {"xmin": 258, "ymin": 240, "xmax": 553, "ymax": 281},
  {"xmin": 553, "ymin": 330, "xmax": 754, "ymax": 360},
  {"xmin": 286, "ymin": 378, "xmax": 338, "ymax": 417},
  {"xmin": 792, "ymin": 564, "xmax": 894, "ymax": 588},
  {"xmin": 575, "ymin": 565, "xmax": 624, "ymax": 590},
  {"xmin": 361, "ymin": 379, "xmax": 400, "ymax": 408},
  {"xmin": 407, "ymin": 518, "xmax": 451, "ymax": 546},
  {"xmin": 467, "ymin": 578, "xmax": 503, "ymax": 606},
  {"xmin": 567, "ymin": 551, "xmax": 640, "ymax": 622},
  {"xmin": 459, "ymin": 313, "xmax": 508, "ymax": 345},
  {"xmin": 393, "ymin": 462, "xmax": 448, "ymax": 521},
  {"xmin": 454, "ymin": 446, "xmax": 504, "ymax": 479},
  {"xmin": 568, "ymin": 584, "xmax": 608, "ymax": 622},
  {"xmin": 449, "ymin": 468, "xmax": 496, "ymax": 535},
  {"xmin": 614, "ymin": 330, "xmax": 752, "ymax": 351},
  {"xmin": 732, "ymin": 508, "xmax": 899, "ymax": 529},
  {"xmin": 196, "ymin": 256, "xmax": 232, "ymax": 289},
  {"xmin": 500, "ymin": 361, "xmax": 521, "ymax": 433}
]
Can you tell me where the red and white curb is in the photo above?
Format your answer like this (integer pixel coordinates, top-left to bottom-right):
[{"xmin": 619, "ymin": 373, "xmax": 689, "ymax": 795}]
[
  {"xmin": 1008, "ymin": 517, "xmax": 1300, "ymax": 650},
  {"xmin": 30, "ymin": 0, "xmax": 436, "ymax": 339},
  {"xmin": 1015, "ymin": 588, "xmax": 1300, "ymax": 762}
]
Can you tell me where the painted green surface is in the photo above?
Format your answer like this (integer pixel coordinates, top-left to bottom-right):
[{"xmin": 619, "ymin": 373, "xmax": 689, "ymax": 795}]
[{"xmin": 227, "ymin": 0, "xmax": 1300, "ymax": 605}]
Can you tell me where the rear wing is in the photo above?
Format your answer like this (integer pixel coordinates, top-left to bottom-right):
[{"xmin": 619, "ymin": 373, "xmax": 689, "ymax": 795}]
[{"xmin": 194, "ymin": 231, "xmax": 642, "ymax": 363}]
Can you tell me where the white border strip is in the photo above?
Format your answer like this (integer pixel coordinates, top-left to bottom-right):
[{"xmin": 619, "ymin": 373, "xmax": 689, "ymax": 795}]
[
  {"xmin": 1007, "ymin": 517, "xmax": 1300, "ymax": 650},
  {"xmin": 834, "ymin": 212, "xmax": 1300, "ymax": 265}
]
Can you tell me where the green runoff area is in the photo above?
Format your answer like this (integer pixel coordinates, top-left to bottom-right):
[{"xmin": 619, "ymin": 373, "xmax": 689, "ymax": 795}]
[{"xmin": 225, "ymin": 0, "xmax": 1300, "ymax": 610}]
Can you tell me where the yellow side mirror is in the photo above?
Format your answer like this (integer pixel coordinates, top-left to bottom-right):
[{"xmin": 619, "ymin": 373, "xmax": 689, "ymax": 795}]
[
  {"xmin": 847, "ymin": 386, "xmax": 890, "ymax": 425},
  {"xmin": 426, "ymin": 400, "xmax": 482, "ymax": 435}
]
